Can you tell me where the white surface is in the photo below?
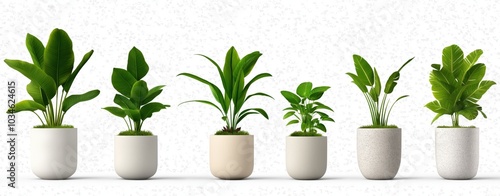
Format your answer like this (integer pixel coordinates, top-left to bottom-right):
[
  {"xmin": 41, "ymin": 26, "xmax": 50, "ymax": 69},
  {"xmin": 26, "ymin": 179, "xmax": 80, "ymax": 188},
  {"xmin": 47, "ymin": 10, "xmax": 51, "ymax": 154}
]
[{"xmin": 1, "ymin": 0, "xmax": 500, "ymax": 195}]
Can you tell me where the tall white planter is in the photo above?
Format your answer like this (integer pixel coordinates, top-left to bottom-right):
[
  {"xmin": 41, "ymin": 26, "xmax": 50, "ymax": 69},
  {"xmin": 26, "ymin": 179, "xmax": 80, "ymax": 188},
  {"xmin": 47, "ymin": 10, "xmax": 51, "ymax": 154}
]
[
  {"xmin": 357, "ymin": 128, "xmax": 401, "ymax": 180},
  {"xmin": 115, "ymin": 135, "xmax": 158, "ymax": 180},
  {"xmin": 286, "ymin": 136, "xmax": 327, "ymax": 180},
  {"xmin": 210, "ymin": 135, "xmax": 254, "ymax": 180},
  {"xmin": 435, "ymin": 127, "xmax": 479, "ymax": 180},
  {"xmin": 31, "ymin": 128, "xmax": 77, "ymax": 180}
]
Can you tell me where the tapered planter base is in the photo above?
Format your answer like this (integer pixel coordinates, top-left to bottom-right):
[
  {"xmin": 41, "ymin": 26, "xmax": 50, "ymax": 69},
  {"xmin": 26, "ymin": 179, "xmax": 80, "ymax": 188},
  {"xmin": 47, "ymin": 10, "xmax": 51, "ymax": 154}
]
[
  {"xmin": 286, "ymin": 136, "xmax": 327, "ymax": 180},
  {"xmin": 357, "ymin": 128, "xmax": 401, "ymax": 180},
  {"xmin": 435, "ymin": 128, "xmax": 478, "ymax": 180},
  {"xmin": 115, "ymin": 135, "xmax": 158, "ymax": 180},
  {"xmin": 210, "ymin": 135, "xmax": 254, "ymax": 180}
]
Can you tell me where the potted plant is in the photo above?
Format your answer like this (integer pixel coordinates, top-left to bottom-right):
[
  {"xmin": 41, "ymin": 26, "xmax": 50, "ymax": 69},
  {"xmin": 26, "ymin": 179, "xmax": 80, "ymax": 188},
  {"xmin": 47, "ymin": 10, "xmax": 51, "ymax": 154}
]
[
  {"xmin": 281, "ymin": 82, "xmax": 334, "ymax": 180},
  {"xmin": 4, "ymin": 28, "xmax": 100, "ymax": 179},
  {"xmin": 425, "ymin": 45, "xmax": 495, "ymax": 180},
  {"xmin": 103, "ymin": 47, "xmax": 169, "ymax": 180},
  {"xmin": 346, "ymin": 54, "xmax": 413, "ymax": 180},
  {"xmin": 178, "ymin": 46, "xmax": 273, "ymax": 180}
]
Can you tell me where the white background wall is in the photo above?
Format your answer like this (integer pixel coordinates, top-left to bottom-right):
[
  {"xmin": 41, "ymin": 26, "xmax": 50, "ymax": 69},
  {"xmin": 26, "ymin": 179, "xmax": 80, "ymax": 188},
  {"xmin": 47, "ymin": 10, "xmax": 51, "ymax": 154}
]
[{"xmin": 1, "ymin": 0, "xmax": 500, "ymax": 195}]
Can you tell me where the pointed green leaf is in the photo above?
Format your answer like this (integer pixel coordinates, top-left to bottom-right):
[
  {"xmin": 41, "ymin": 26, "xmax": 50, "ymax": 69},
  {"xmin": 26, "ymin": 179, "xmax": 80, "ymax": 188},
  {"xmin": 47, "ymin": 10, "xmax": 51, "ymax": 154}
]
[
  {"xmin": 464, "ymin": 80, "xmax": 496, "ymax": 102},
  {"xmin": 223, "ymin": 47, "xmax": 240, "ymax": 99},
  {"xmin": 26, "ymin": 81, "xmax": 47, "ymax": 105},
  {"xmin": 431, "ymin": 113, "xmax": 444, "ymax": 124},
  {"xmin": 296, "ymin": 82, "xmax": 313, "ymax": 98},
  {"xmin": 245, "ymin": 92, "xmax": 274, "ymax": 102},
  {"xmin": 63, "ymin": 50, "xmax": 94, "ymax": 92},
  {"xmin": 124, "ymin": 109, "xmax": 141, "ymax": 121},
  {"xmin": 4, "ymin": 59, "xmax": 56, "ymax": 99},
  {"xmin": 346, "ymin": 72, "xmax": 368, "ymax": 92},
  {"xmin": 143, "ymin": 85, "xmax": 164, "ymax": 104},
  {"xmin": 114, "ymin": 94, "xmax": 137, "ymax": 109},
  {"xmin": 238, "ymin": 51, "xmax": 262, "ymax": 77},
  {"xmin": 8, "ymin": 100, "xmax": 45, "ymax": 113},
  {"xmin": 26, "ymin": 33, "xmax": 45, "ymax": 68},
  {"xmin": 140, "ymin": 102, "xmax": 169, "ymax": 120},
  {"xmin": 240, "ymin": 108, "xmax": 269, "ymax": 120},
  {"xmin": 130, "ymin": 80, "xmax": 148, "ymax": 105},
  {"xmin": 177, "ymin": 72, "xmax": 226, "ymax": 112},
  {"xmin": 281, "ymin": 91, "xmax": 300, "ymax": 104},
  {"xmin": 112, "ymin": 68, "xmax": 137, "ymax": 97},
  {"xmin": 442, "ymin": 44, "xmax": 464, "ymax": 80},
  {"xmin": 197, "ymin": 54, "xmax": 227, "ymax": 98},
  {"xmin": 315, "ymin": 123, "xmax": 327, "ymax": 132},
  {"xmin": 62, "ymin": 90, "xmax": 100, "ymax": 112},
  {"xmin": 283, "ymin": 111, "xmax": 295, "ymax": 119},
  {"xmin": 127, "ymin": 47, "xmax": 149, "ymax": 80},
  {"xmin": 286, "ymin": 120, "xmax": 299, "ymax": 126},
  {"xmin": 43, "ymin": 28, "xmax": 74, "ymax": 87},
  {"xmin": 103, "ymin": 106, "xmax": 126, "ymax": 118},
  {"xmin": 353, "ymin": 54, "xmax": 374, "ymax": 86},
  {"xmin": 309, "ymin": 86, "xmax": 330, "ymax": 100},
  {"xmin": 462, "ymin": 63, "xmax": 485, "ymax": 85},
  {"xmin": 179, "ymin": 100, "xmax": 223, "ymax": 114},
  {"xmin": 464, "ymin": 49, "xmax": 483, "ymax": 70}
]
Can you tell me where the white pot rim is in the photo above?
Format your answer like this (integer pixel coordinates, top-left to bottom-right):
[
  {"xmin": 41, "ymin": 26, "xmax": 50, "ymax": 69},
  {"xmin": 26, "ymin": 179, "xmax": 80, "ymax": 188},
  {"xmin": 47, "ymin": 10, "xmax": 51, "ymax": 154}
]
[
  {"xmin": 211, "ymin": 134, "xmax": 253, "ymax": 137},
  {"xmin": 435, "ymin": 127, "xmax": 479, "ymax": 129},
  {"xmin": 115, "ymin": 135, "xmax": 157, "ymax": 137},
  {"xmin": 286, "ymin": 136, "xmax": 327, "ymax": 138},
  {"xmin": 357, "ymin": 127, "xmax": 401, "ymax": 130}
]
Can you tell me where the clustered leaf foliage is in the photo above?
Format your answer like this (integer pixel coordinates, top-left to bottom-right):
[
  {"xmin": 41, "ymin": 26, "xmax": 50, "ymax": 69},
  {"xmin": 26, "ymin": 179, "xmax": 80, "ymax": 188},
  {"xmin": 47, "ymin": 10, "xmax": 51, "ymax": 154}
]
[
  {"xmin": 425, "ymin": 44, "xmax": 495, "ymax": 127},
  {"xmin": 346, "ymin": 55, "xmax": 413, "ymax": 127},
  {"xmin": 103, "ymin": 47, "xmax": 169, "ymax": 135},
  {"xmin": 178, "ymin": 46, "xmax": 273, "ymax": 135},
  {"xmin": 5, "ymin": 28, "xmax": 100, "ymax": 127},
  {"xmin": 281, "ymin": 82, "xmax": 334, "ymax": 136}
]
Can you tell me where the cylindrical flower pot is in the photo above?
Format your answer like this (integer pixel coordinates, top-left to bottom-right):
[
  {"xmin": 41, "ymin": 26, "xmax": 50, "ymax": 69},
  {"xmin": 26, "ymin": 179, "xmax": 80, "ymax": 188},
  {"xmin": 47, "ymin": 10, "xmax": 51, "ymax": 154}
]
[
  {"xmin": 286, "ymin": 136, "xmax": 327, "ymax": 180},
  {"xmin": 357, "ymin": 128, "xmax": 401, "ymax": 180},
  {"xmin": 210, "ymin": 135, "xmax": 254, "ymax": 180},
  {"xmin": 435, "ymin": 127, "xmax": 479, "ymax": 180},
  {"xmin": 31, "ymin": 128, "xmax": 77, "ymax": 180},
  {"xmin": 115, "ymin": 135, "xmax": 158, "ymax": 180}
]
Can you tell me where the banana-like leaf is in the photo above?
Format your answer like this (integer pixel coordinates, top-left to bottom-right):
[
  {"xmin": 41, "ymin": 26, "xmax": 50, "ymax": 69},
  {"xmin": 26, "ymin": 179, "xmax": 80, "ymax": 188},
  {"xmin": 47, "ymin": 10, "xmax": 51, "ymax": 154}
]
[
  {"xmin": 177, "ymin": 73, "xmax": 226, "ymax": 112},
  {"xmin": 4, "ymin": 59, "xmax": 56, "ymax": 99},
  {"xmin": 458, "ymin": 106, "xmax": 479, "ymax": 120},
  {"xmin": 62, "ymin": 89, "xmax": 100, "ymax": 112},
  {"xmin": 442, "ymin": 44, "xmax": 464, "ymax": 80},
  {"xmin": 130, "ymin": 80, "xmax": 148, "ymax": 106},
  {"xmin": 309, "ymin": 86, "xmax": 330, "ymax": 100},
  {"xmin": 238, "ymin": 51, "xmax": 262, "ymax": 77},
  {"xmin": 353, "ymin": 54, "xmax": 374, "ymax": 86},
  {"xmin": 464, "ymin": 49, "xmax": 483, "ymax": 69},
  {"xmin": 112, "ymin": 68, "xmax": 137, "ymax": 97},
  {"xmin": 127, "ymin": 47, "xmax": 149, "ymax": 80},
  {"xmin": 26, "ymin": 33, "xmax": 45, "ymax": 68},
  {"xmin": 245, "ymin": 92, "xmax": 274, "ymax": 102},
  {"xmin": 425, "ymin": 100, "xmax": 451, "ymax": 114},
  {"xmin": 179, "ymin": 100, "xmax": 223, "ymax": 114},
  {"xmin": 114, "ymin": 94, "xmax": 137, "ymax": 109},
  {"xmin": 463, "ymin": 80, "xmax": 496, "ymax": 103},
  {"xmin": 223, "ymin": 47, "xmax": 240, "ymax": 99},
  {"xmin": 346, "ymin": 72, "xmax": 368, "ymax": 92},
  {"xmin": 373, "ymin": 68, "xmax": 381, "ymax": 98},
  {"xmin": 27, "ymin": 81, "xmax": 47, "ymax": 105},
  {"xmin": 143, "ymin": 85, "xmax": 164, "ymax": 104},
  {"xmin": 43, "ymin": 28, "xmax": 74, "ymax": 87},
  {"xmin": 124, "ymin": 109, "xmax": 141, "ymax": 121},
  {"xmin": 9, "ymin": 100, "xmax": 45, "ymax": 113},
  {"xmin": 281, "ymin": 91, "xmax": 300, "ymax": 104},
  {"xmin": 431, "ymin": 113, "xmax": 444, "ymax": 124},
  {"xmin": 296, "ymin": 82, "xmax": 312, "ymax": 98},
  {"xmin": 462, "ymin": 63, "xmax": 485, "ymax": 85},
  {"xmin": 430, "ymin": 70, "xmax": 453, "ymax": 101},
  {"xmin": 63, "ymin": 50, "xmax": 94, "ymax": 92},
  {"xmin": 103, "ymin": 106, "xmax": 126, "ymax": 118},
  {"xmin": 140, "ymin": 102, "xmax": 169, "ymax": 120}
]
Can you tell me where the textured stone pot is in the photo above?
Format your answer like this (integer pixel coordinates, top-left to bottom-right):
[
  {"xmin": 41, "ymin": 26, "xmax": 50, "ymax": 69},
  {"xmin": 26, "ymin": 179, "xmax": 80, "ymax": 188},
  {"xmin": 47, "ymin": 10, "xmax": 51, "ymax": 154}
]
[
  {"xmin": 286, "ymin": 136, "xmax": 327, "ymax": 180},
  {"xmin": 435, "ymin": 127, "xmax": 479, "ymax": 180},
  {"xmin": 31, "ymin": 128, "xmax": 77, "ymax": 180},
  {"xmin": 357, "ymin": 128, "xmax": 401, "ymax": 180},
  {"xmin": 210, "ymin": 135, "xmax": 254, "ymax": 179},
  {"xmin": 115, "ymin": 135, "xmax": 158, "ymax": 179}
]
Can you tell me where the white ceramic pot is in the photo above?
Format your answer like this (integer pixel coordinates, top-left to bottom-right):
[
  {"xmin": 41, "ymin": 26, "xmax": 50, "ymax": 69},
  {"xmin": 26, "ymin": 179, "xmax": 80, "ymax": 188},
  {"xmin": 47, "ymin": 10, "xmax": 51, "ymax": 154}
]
[
  {"xmin": 210, "ymin": 135, "xmax": 254, "ymax": 179},
  {"xmin": 31, "ymin": 128, "xmax": 77, "ymax": 180},
  {"xmin": 286, "ymin": 136, "xmax": 327, "ymax": 180},
  {"xmin": 357, "ymin": 128, "xmax": 401, "ymax": 180},
  {"xmin": 115, "ymin": 135, "xmax": 158, "ymax": 180},
  {"xmin": 435, "ymin": 127, "xmax": 479, "ymax": 180}
]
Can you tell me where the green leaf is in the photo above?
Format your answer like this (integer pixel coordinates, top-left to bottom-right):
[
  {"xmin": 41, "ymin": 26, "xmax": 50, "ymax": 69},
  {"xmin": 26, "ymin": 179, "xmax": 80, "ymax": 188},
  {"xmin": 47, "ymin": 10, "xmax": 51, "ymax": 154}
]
[
  {"xmin": 4, "ymin": 60, "xmax": 57, "ymax": 99},
  {"xmin": 384, "ymin": 71, "xmax": 400, "ymax": 94},
  {"xmin": 232, "ymin": 72, "xmax": 245, "ymax": 114},
  {"xmin": 373, "ymin": 68, "xmax": 381, "ymax": 98},
  {"xmin": 425, "ymin": 100, "xmax": 451, "ymax": 114},
  {"xmin": 464, "ymin": 49, "xmax": 483, "ymax": 71},
  {"xmin": 442, "ymin": 44, "xmax": 464, "ymax": 80},
  {"xmin": 238, "ymin": 51, "xmax": 262, "ymax": 77},
  {"xmin": 245, "ymin": 92, "xmax": 274, "ymax": 102},
  {"xmin": 26, "ymin": 81, "xmax": 47, "ymax": 105},
  {"xmin": 430, "ymin": 70, "xmax": 453, "ymax": 101},
  {"xmin": 353, "ymin": 54, "xmax": 374, "ymax": 86},
  {"xmin": 431, "ymin": 64, "xmax": 441, "ymax": 70},
  {"xmin": 309, "ymin": 86, "xmax": 330, "ymax": 100},
  {"xmin": 223, "ymin": 46, "xmax": 240, "ymax": 99},
  {"xmin": 286, "ymin": 120, "xmax": 299, "ymax": 126},
  {"xmin": 43, "ymin": 28, "xmax": 74, "ymax": 87},
  {"xmin": 140, "ymin": 102, "xmax": 169, "ymax": 120},
  {"xmin": 313, "ymin": 102, "xmax": 334, "ymax": 112},
  {"xmin": 26, "ymin": 33, "xmax": 45, "ymax": 68},
  {"xmin": 463, "ymin": 80, "xmax": 496, "ymax": 102},
  {"xmin": 431, "ymin": 113, "xmax": 444, "ymax": 124},
  {"xmin": 458, "ymin": 107, "xmax": 479, "ymax": 120},
  {"xmin": 315, "ymin": 123, "xmax": 327, "ymax": 132},
  {"xmin": 63, "ymin": 50, "xmax": 94, "ymax": 92},
  {"xmin": 241, "ymin": 73, "xmax": 272, "ymax": 99},
  {"xmin": 281, "ymin": 91, "xmax": 300, "ymax": 104},
  {"xmin": 296, "ymin": 82, "xmax": 313, "ymax": 98},
  {"xmin": 124, "ymin": 109, "xmax": 141, "ymax": 122},
  {"xmin": 143, "ymin": 85, "xmax": 164, "ymax": 104},
  {"xmin": 462, "ymin": 63, "xmax": 485, "ymax": 85},
  {"xmin": 103, "ymin": 106, "xmax": 126, "ymax": 118},
  {"xmin": 177, "ymin": 73, "xmax": 226, "ymax": 112},
  {"xmin": 127, "ymin": 47, "xmax": 149, "ymax": 80},
  {"xmin": 283, "ymin": 111, "xmax": 295, "ymax": 119},
  {"xmin": 320, "ymin": 117, "xmax": 335, "ymax": 122},
  {"xmin": 240, "ymin": 108, "xmax": 269, "ymax": 120},
  {"xmin": 179, "ymin": 100, "xmax": 223, "ymax": 114},
  {"xmin": 112, "ymin": 68, "xmax": 137, "ymax": 97},
  {"xmin": 346, "ymin": 72, "xmax": 368, "ymax": 92},
  {"xmin": 114, "ymin": 94, "xmax": 137, "ymax": 109},
  {"xmin": 236, "ymin": 112, "xmax": 258, "ymax": 124},
  {"xmin": 9, "ymin": 100, "xmax": 45, "ymax": 113},
  {"xmin": 197, "ymin": 54, "xmax": 227, "ymax": 101},
  {"xmin": 130, "ymin": 80, "xmax": 148, "ymax": 105},
  {"xmin": 62, "ymin": 90, "xmax": 100, "ymax": 112}
]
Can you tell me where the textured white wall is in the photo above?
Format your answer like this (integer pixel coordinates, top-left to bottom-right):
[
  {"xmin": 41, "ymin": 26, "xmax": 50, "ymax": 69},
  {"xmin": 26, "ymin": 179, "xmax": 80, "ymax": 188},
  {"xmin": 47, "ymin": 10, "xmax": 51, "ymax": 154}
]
[{"xmin": 1, "ymin": 0, "xmax": 500, "ymax": 195}]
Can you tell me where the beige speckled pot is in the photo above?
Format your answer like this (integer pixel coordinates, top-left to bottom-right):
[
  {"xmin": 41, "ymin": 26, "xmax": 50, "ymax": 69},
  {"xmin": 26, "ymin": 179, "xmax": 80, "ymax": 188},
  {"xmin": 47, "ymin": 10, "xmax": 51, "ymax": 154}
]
[
  {"xmin": 210, "ymin": 135, "xmax": 254, "ymax": 180},
  {"xmin": 286, "ymin": 136, "xmax": 327, "ymax": 180},
  {"xmin": 357, "ymin": 128, "xmax": 401, "ymax": 180},
  {"xmin": 31, "ymin": 128, "xmax": 77, "ymax": 180},
  {"xmin": 115, "ymin": 135, "xmax": 157, "ymax": 180},
  {"xmin": 435, "ymin": 128, "xmax": 479, "ymax": 180}
]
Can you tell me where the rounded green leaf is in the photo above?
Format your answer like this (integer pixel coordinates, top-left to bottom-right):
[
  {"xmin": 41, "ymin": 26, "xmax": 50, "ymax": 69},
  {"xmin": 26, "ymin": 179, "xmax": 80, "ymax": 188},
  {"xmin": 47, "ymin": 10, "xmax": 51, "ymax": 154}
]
[
  {"xmin": 296, "ymin": 82, "xmax": 312, "ymax": 98},
  {"xmin": 127, "ymin": 47, "xmax": 149, "ymax": 80},
  {"xmin": 112, "ymin": 68, "xmax": 137, "ymax": 97},
  {"xmin": 130, "ymin": 80, "xmax": 148, "ymax": 105},
  {"xmin": 103, "ymin": 107, "xmax": 126, "ymax": 118},
  {"xmin": 43, "ymin": 28, "xmax": 74, "ymax": 87},
  {"xmin": 281, "ymin": 91, "xmax": 300, "ymax": 104},
  {"xmin": 4, "ymin": 59, "xmax": 57, "ymax": 99},
  {"xmin": 62, "ymin": 90, "xmax": 100, "ymax": 112}
]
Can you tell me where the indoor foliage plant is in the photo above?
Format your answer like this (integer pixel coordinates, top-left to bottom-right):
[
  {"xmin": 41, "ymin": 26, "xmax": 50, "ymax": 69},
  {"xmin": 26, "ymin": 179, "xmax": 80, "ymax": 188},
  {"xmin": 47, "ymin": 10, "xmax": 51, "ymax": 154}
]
[
  {"xmin": 281, "ymin": 82, "xmax": 334, "ymax": 180},
  {"xmin": 346, "ymin": 54, "xmax": 413, "ymax": 180},
  {"xmin": 103, "ymin": 47, "xmax": 169, "ymax": 180},
  {"xmin": 425, "ymin": 44, "xmax": 495, "ymax": 180},
  {"xmin": 178, "ymin": 46, "xmax": 273, "ymax": 179},
  {"xmin": 4, "ymin": 28, "xmax": 100, "ymax": 179}
]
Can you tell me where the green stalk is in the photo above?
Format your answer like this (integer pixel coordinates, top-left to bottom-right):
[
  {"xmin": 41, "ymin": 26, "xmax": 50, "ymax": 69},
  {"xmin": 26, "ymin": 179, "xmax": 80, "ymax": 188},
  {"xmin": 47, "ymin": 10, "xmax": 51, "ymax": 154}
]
[
  {"xmin": 32, "ymin": 111, "xmax": 45, "ymax": 126},
  {"xmin": 123, "ymin": 118, "xmax": 131, "ymax": 131},
  {"xmin": 363, "ymin": 93, "xmax": 377, "ymax": 126}
]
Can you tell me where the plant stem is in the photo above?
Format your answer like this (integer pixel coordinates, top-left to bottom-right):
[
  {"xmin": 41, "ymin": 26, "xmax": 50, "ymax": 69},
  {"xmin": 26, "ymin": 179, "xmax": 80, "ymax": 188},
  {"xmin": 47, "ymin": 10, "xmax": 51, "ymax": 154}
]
[
  {"xmin": 32, "ymin": 111, "xmax": 45, "ymax": 126},
  {"xmin": 123, "ymin": 118, "xmax": 131, "ymax": 131}
]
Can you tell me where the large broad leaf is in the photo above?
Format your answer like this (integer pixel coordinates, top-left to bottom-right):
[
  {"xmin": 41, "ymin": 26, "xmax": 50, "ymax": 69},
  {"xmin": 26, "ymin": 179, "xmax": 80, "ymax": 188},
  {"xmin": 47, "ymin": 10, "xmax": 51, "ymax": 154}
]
[
  {"xmin": 130, "ymin": 80, "xmax": 148, "ymax": 105},
  {"xmin": 346, "ymin": 72, "xmax": 368, "ymax": 92},
  {"xmin": 179, "ymin": 100, "xmax": 223, "ymax": 114},
  {"xmin": 143, "ymin": 85, "xmax": 164, "ymax": 104},
  {"xmin": 384, "ymin": 57, "xmax": 413, "ymax": 94},
  {"xmin": 237, "ymin": 51, "xmax": 262, "ymax": 77},
  {"xmin": 127, "ymin": 47, "xmax": 149, "ymax": 80},
  {"xmin": 281, "ymin": 91, "xmax": 300, "ymax": 104},
  {"xmin": 114, "ymin": 94, "xmax": 137, "ymax": 109},
  {"xmin": 464, "ymin": 49, "xmax": 483, "ymax": 71},
  {"xmin": 112, "ymin": 68, "xmax": 137, "ymax": 97},
  {"xmin": 43, "ymin": 28, "xmax": 74, "ymax": 87},
  {"xmin": 463, "ymin": 80, "xmax": 496, "ymax": 103},
  {"xmin": 26, "ymin": 81, "xmax": 47, "ymax": 105},
  {"xmin": 124, "ymin": 109, "xmax": 141, "ymax": 122},
  {"xmin": 353, "ymin": 55, "xmax": 374, "ymax": 86},
  {"xmin": 309, "ymin": 86, "xmax": 330, "ymax": 101},
  {"xmin": 103, "ymin": 106, "xmax": 126, "ymax": 118},
  {"xmin": 458, "ymin": 106, "xmax": 479, "ymax": 120},
  {"xmin": 296, "ymin": 82, "xmax": 312, "ymax": 98},
  {"xmin": 4, "ymin": 59, "xmax": 56, "ymax": 99},
  {"xmin": 177, "ymin": 73, "xmax": 226, "ymax": 112},
  {"xmin": 26, "ymin": 33, "xmax": 45, "ymax": 68},
  {"xmin": 140, "ymin": 102, "xmax": 169, "ymax": 120},
  {"xmin": 62, "ymin": 89, "xmax": 100, "ymax": 112},
  {"xmin": 430, "ymin": 70, "xmax": 453, "ymax": 101},
  {"xmin": 63, "ymin": 50, "xmax": 94, "ymax": 92},
  {"xmin": 462, "ymin": 63, "xmax": 485, "ymax": 85},
  {"xmin": 223, "ymin": 47, "xmax": 240, "ymax": 99},
  {"xmin": 442, "ymin": 44, "xmax": 464, "ymax": 80},
  {"xmin": 425, "ymin": 100, "xmax": 452, "ymax": 114},
  {"xmin": 10, "ymin": 100, "xmax": 45, "ymax": 113}
]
